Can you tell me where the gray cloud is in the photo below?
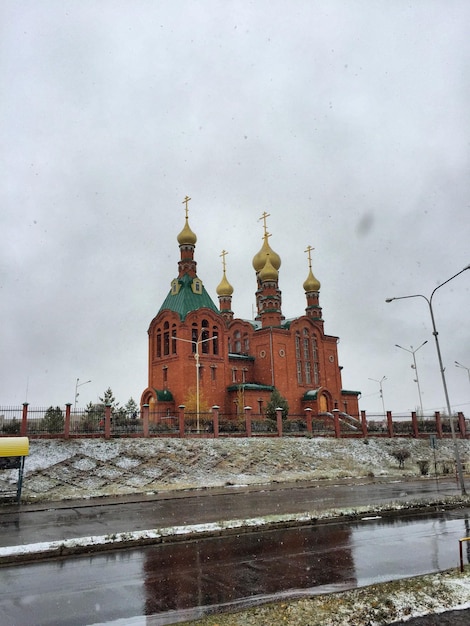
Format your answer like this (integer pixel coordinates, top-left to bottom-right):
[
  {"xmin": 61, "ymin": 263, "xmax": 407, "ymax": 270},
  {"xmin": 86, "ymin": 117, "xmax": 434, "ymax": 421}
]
[{"xmin": 1, "ymin": 1, "xmax": 469, "ymax": 414}]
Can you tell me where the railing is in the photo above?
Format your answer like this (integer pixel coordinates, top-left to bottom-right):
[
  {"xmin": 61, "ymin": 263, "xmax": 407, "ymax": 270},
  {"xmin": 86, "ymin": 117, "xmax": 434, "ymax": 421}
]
[{"xmin": 0, "ymin": 404, "xmax": 467, "ymax": 441}]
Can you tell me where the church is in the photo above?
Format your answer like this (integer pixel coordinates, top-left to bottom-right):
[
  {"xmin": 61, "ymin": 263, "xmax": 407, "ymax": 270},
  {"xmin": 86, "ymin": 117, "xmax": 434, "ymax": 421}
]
[{"xmin": 140, "ymin": 198, "xmax": 360, "ymax": 421}]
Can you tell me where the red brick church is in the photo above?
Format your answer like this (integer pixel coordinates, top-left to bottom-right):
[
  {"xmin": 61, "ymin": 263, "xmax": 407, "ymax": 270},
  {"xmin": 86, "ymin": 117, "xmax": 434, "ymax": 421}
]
[{"xmin": 140, "ymin": 197, "xmax": 360, "ymax": 420}]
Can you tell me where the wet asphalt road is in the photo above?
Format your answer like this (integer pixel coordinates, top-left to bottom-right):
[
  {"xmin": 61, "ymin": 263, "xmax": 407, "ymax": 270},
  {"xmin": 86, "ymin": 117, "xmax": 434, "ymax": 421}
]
[
  {"xmin": 0, "ymin": 477, "xmax": 461, "ymax": 548},
  {"xmin": 1, "ymin": 508, "xmax": 470, "ymax": 626}
]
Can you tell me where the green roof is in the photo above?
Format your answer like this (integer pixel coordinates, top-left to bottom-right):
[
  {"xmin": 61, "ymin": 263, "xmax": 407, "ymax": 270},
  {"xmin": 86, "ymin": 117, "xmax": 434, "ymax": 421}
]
[
  {"xmin": 227, "ymin": 383, "xmax": 274, "ymax": 392},
  {"xmin": 158, "ymin": 273, "xmax": 219, "ymax": 320},
  {"xmin": 155, "ymin": 389, "xmax": 174, "ymax": 401}
]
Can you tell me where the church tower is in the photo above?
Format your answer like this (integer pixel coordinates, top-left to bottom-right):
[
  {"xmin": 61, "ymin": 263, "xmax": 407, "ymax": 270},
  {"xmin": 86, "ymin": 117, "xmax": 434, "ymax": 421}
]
[{"xmin": 141, "ymin": 198, "xmax": 360, "ymax": 421}]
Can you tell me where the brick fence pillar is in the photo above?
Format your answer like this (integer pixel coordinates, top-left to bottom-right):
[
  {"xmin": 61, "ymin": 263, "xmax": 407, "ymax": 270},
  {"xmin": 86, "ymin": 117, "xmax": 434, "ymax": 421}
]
[
  {"xmin": 304, "ymin": 408, "xmax": 312, "ymax": 434},
  {"xmin": 333, "ymin": 408, "xmax": 341, "ymax": 438},
  {"xmin": 178, "ymin": 405, "xmax": 186, "ymax": 438},
  {"xmin": 244, "ymin": 406, "xmax": 252, "ymax": 437},
  {"xmin": 411, "ymin": 411, "xmax": 419, "ymax": 438},
  {"xmin": 361, "ymin": 410, "xmax": 368, "ymax": 438},
  {"xmin": 21, "ymin": 403, "xmax": 28, "ymax": 437},
  {"xmin": 458, "ymin": 412, "xmax": 466, "ymax": 439},
  {"xmin": 64, "ymin": 403, "xmax": 71, "ymax": 439},
  {"xmin": 211, "ymin": 405, "xmax": 219, "ymax": 438},
  {"xmin": 142, "ymin": 404, "xmax": 149, "ymax": 438},
  {"xmin": 386, "ymin": 411, "xmax": 394, "ymax": 438},
  {"xmin": 275, "ymin": 408, "xmax": 283, "ymax": 437},
  {"xmin": 434, "ymin": 411, "xmax": 442, "ymax": 439},
  {"xmin": 104, "ymin": 404, "xmax": 111, "ymax": 440}
]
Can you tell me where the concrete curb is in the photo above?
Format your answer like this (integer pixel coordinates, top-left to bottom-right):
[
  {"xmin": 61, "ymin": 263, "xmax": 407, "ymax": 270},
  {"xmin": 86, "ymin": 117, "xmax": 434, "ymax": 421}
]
[{"xmin": 1, "ymin": 496, "xmax": 467, "ymax": 566}]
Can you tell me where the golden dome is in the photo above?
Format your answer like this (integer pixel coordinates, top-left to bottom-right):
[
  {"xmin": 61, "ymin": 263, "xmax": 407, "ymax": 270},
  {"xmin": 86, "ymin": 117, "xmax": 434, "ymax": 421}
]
[
  {"xmin": 258, "ymin": 253, "xmax": 279, "ymax": 282},
  {"xmin": 177, "ymin": 217, "xmax": 197, "ymax": 246},
  {"xmin": 216, "ymin": 271, "xmax": 234, "ymax": 296},
  {"xmin": 303, "ymin": 268, "xmax": 321, "ymax": 292},
  {"xmin": 252, "ymin": 234, "xmax": 281, "ymax": 272}
]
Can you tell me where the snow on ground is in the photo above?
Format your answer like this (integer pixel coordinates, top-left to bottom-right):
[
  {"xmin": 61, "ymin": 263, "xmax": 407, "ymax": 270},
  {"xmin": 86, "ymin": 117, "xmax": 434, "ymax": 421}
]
[
  {"xmin": 1, "ymin": 436, "xmax": 467, "ymax": 503},
  {"xmin": 2, "ymin": 437, "xmax": 470, "ymax": 625}
]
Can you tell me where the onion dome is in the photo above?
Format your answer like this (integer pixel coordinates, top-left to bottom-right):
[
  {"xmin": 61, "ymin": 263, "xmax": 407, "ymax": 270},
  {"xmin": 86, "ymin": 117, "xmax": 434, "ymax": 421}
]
[
  {"xmin": 258, "ymin": 253, "xmax": 279, "ymax": 282},
  {"xmin": 216, "ymin": 271, "xmax": 234, "ymax": 296},
  {"xmin": 252, "ymin": 235, "xmax": 281, "ymax": 272},
  {"xmin": 303, "ymin": 268, "xmax": 321, "ymax": 292},
  {"xmin": 177, "ymin": 216, "xmax": 197, "ymax": 246}
]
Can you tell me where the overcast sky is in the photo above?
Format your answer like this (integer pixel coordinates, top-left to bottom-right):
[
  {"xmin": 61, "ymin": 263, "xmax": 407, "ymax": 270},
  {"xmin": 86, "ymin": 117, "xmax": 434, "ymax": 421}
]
[{"xmin": 1, "ymin": 1, "xmax": 469, "ymax": 416}]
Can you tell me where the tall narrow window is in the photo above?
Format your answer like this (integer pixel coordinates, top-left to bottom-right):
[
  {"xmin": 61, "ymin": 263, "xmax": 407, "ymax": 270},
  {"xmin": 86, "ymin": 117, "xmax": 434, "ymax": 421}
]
[
  {"xmin": 192, "ymin": 324, "xmax": 198, "ymax": 353},
  {"xmin": 312, "ymin": 335, "xmax": 320, "ymax": 386},
  {"xmin": 171, "ymin": 325, "xmax": 177, "ymax": 354},
  {"xmin": 297, "ymin": 361, "xmax": 302, "ymax": 384},
  {"xmin": 212, "ymin": 327, "xmax": 219, "ymax": 355},
  {"xmin": 201, "ymin": 319, "xmax": 210, "ymax": 354},
  {"xmin": 156, "ymin": 330, "xmax": 162, "ymax": 358},
  {"xmin": 234, "ymin": 330, "xmax": 241, "ymax": 353},
  {"xmin": 163, "ymin": 321, "xmax": 170, "ymax": 356}
]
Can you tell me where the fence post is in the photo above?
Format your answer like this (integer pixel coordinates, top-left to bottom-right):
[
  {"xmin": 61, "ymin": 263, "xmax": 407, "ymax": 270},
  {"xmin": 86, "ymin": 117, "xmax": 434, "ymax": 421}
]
[
  {"xmin": 333, "ymin": 408, "xmax": 341, "ymax": 438},
  {"xmin": 361, "ymin": 410, "xmax": 368, "ymax": 438},
  {"xmin": 386, "ymin": 411, "xmax": 394, "ymax": 438},
  {"xmin": 178, "ymin": 405, "xmax": 185, "ymax": 438},
  {"xmin": 244, "ymin": 406, "xmax": 252, "ymax": 437},
  {"xmin": 64, "ymin": 403, "xmax": 71, "ymax": 439},
  {"xmin": 304, "ymin": 408, "xmax": 312, "ymax": 434},
  {"xmin": 142, "ymin": 404, "xmax": 149, "ymax": 438},
  {"xmin": 411, "ymin": 411, "xmax": 419, "ymax": 438},
  {"xmin": 212, "ymin": 405, "xmax": 219, "ymax": 438},
  {"xmin": 435, "ymin": 411, "xmax": 443, "ymax": 438},
  {"xmin": 104, "ymin": 404, "xmax": 111, "ymax": 440},
  {"xmin": 458, "ymin": 412, "xmax": 466, "ymax": 439},
  {"xmin": 21, "ymin": 403, "xmax": 28, "ymax": 437},
  {"xmin": 275, "ymin": 408, "xmax": 283, "ymax": 437}
]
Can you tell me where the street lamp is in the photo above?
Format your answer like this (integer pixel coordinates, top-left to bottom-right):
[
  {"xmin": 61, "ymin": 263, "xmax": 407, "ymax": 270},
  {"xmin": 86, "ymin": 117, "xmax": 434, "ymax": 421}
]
[
  {"xmin": 74, "ymin": 378, "xmax": 91, "ymax": 410},
  {"xmin": 455, "ymin": 361, "xmax": 470, "ymax": 385},
  {"xmin": 395, "ymin": 340, "xmax": 428, "ymax": 417},
  {"xmin": 368, "ymin": 376, "xmax": 387, "ymax": 417},
  {"xmin": 386, "ymin": 263, "xmax": 470, "ymax": 496},
  {"xmin": 173, "ymin": 331, "xmax": 216, "ymax": 433}
]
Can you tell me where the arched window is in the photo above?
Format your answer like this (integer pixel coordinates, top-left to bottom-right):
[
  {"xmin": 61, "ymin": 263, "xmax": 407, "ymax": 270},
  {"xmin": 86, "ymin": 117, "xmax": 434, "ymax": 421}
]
[
  {"xmin": 311, "ymin": 335, "xmax": 320, "ymax": 385},
  {"xmin": 163, "ymin": 321, "xmax": 170, "ymax": 356},
  {"xmin": 234, "ymin": 330, "xmax": 241, "ymax": 354},
  {"xmin": 303, "ymin": 328, "xmax": 311, "ymax": 384},
  {"xmin": 171, "ymin": 325, "xmax": 177, "ymax": 354},
  {"xmin": 212, "ymin": 326, "xmax": 219, "ymax": 355},
  {"xmin": 243, "ymin": 333, "xmax": 249, "ymax": 353},
  {"xmin": 192, "ymin": 323, "xmax": 198, "ymax": 353},
  {"xmin": 156, "ymin": 328, "xmax": 162, "ymax": 358},
  {"xmin": 201, "ymin": 319, "xmax": 210, "ymax": 353},
  {"xmin": 295, "ymin": 333, "xmax": 302, "ymax": 383}
]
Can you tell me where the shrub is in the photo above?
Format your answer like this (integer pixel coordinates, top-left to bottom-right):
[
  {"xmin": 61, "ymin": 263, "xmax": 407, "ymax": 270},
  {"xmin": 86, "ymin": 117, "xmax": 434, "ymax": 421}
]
[
  {"xmin": 41, "ymin": 406, "xmax": 64, "ymax": 434},
  {"xmin": 417, "ymin": 460, "xmax": 430, "ymax": 475},
  {"xmin": 390, "ymin": 448, "xmax": 411, "ymax": 469}
]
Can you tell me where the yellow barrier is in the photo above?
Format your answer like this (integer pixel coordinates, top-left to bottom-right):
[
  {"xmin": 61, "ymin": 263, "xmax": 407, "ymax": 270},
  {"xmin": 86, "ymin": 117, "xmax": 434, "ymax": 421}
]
[
  {"xmin": 0, "ymin": 437, "xmax": 29, "ymax": 502},
  {"xmin": 0, "ymin": 437, "xmax": 29, "ymax": 457}
]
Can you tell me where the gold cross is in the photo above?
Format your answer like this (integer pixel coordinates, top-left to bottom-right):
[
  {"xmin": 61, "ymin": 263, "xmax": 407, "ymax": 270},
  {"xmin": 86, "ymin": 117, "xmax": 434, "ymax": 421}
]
[
  {"xmin": 220, "ymin": 249, "xmax": 228, "ymax": 272},
  {"xmin": 182, "ymin": 195, "xmax": 191, "ymax": 218},
  {"xmin": 305, "ymin": 245, "xmax": 314, "ymax": 268},
  {"xmin": 258, "ymin": 211, "xmax": 271, "ymax": 235}
]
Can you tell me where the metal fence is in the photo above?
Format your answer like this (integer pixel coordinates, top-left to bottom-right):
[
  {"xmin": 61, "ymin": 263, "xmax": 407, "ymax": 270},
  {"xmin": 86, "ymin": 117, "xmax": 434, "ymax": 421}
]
[{"xmin": 0, "ymin": 405, "xmax": 468, "ymax": 440}]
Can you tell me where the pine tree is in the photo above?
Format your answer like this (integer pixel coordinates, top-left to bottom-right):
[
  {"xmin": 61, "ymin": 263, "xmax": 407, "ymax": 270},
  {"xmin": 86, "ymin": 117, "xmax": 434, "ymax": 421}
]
[
  {"xmin": 125, "ymin": 397, "xmax": 139, "ymax": 419},
  {"xmin": 265, "ymin": 389, "xmax": 289, "ymax": 420},
  {"xmin": 42, "ymin": 406, "xmax": 65, "ymax": 433}
]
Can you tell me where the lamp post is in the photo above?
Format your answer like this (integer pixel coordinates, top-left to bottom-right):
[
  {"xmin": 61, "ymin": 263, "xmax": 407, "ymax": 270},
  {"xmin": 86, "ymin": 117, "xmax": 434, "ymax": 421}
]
[
  {"xmin": 368, "ymin": 376, "xmax": 387, "ymax": 417},
  {"xmin": 386, "ymin": 263, "xmax": 470, "ymax": 496},
  {"xmin": 395, "ymin": 340, "xmax": 428, "ymax": 417},
  {"xmin": 455, "ymin": 361, "xmax": 470, "ymax": 386},
  {"xmin": 173, "ymin": 331, "xmax": 216, "ymax": 433},
  {"xmin": 74, "ymin": 378, "xmax": 91, "ymax": 410}
]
